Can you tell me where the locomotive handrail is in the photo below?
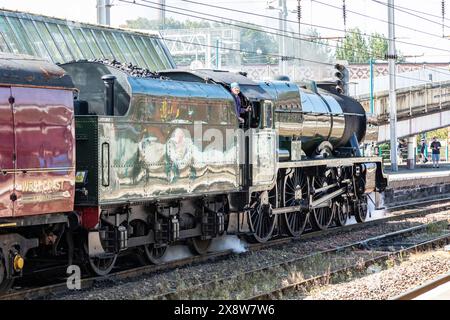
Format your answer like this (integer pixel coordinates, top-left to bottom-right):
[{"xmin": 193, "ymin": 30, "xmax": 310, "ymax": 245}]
[{"xmin": 274, "ymin": 109, "xmax": 365, "ymax": 117}]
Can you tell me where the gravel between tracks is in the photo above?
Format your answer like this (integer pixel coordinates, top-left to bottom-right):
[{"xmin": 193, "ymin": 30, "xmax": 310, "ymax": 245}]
[
  {"xmin": 56, "ymin": 210, "xmax": 450, "ymax": 300},
  {"xmin": 296, "ymin": 250, "xmax": 450, "ymax": 300}
]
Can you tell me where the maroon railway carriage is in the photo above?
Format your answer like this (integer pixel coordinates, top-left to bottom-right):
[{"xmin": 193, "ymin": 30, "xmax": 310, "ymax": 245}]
[{"xmin": 0, "ymin": 53, "xmax": 75, "ymax": 289}]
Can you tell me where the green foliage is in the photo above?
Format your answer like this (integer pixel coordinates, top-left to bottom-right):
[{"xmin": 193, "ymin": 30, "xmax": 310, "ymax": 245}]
[
  {"xmin": 369, "ymin": 32, "xmax": 388, "ymax": 61},
  {"xmin": 335, "ymin": 28, "xmax": 405, "ymax": 63},
  {"xmin": 336, "ymin": 28, "xmax": 370, "ymax": 63},
  {"xmin": 426, "ymin": 128, "xmax": 448, "ymax": 141},
  {"xmin": 378, "ymin": 142, "xmax": 391, "ymax": 160},
  {"xmin": 417, "ymin": 128, "xmax": 449, "ymax": 144}
]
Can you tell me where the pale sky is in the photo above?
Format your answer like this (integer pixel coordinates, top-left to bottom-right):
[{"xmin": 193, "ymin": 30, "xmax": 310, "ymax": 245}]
[{"xmin": 0, "ymin": 0, "xmax": 449, "ymax": 62}]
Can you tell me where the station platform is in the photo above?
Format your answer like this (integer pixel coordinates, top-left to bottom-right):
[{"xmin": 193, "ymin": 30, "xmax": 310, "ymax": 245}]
[
  {"xmin": 380, "ymin": 163, "xmax": 450, "ymax": 205},
  {"xmin": 384, "ymin": 163, "xmax": 450, "ymax": 188},
  {"xmin": 414, "ymin": 281, "xmax": 450, "ymax": 300}
]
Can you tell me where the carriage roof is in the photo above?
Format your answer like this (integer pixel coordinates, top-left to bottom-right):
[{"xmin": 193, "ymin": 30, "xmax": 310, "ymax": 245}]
[{"xmin": 0, "ymin": 53, "xmax": 73, "ymax": 89}]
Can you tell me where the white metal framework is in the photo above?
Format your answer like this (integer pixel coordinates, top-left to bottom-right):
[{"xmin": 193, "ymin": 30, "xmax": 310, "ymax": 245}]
[
  {"xmin": 0, "ymin": 8, "xmax": 175, "ymax": 70},
  {"xmin": 161, "ymin": 27, "xmax": 241, "ymax": 68}
]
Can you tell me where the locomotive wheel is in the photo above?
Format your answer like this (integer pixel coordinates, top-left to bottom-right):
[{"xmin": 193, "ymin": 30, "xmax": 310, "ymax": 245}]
[
  {"xmin": 283, "ymin": 169, "xmax": 309, "ymax": 237},
  {"xmin": 311, "ymin": 206, "xmax": 334, "ymax": 231},
  {"xmin": 82, "ymin": 239, "xmax": 117, "ymax": 276},
  {"xmin": 86, "ymin": 253, "xmax": 117, "ymax": 277},
  {"xmin": 129, "ymin": 219, "xmax": 168, "ymax": 265},
  {"xmin": 188, "ymin": 238, "xmax": 212, "ymax": 255},
  {"xmin": 310, "ymin": 175, "xmax": 335, "ymax": 231},
  {"xmin": 355, "ymin": 196, "xmax": 369, "ymax": 223},
  {"xmin": 335, "ymin": 201, "xmax": 349, "ymax": 227},
  {"xmin": 134, "ymin": 219, "xmax": 168, "ymax": 265},
  {"xmin": 127, "ymin": 220, "xmax": 160, "ymax": 265},
  {"xmin": 144, "ymin": 244, "xmax": 167, "ymax": 265},
  {"xmin": 247, "ymin": 187, "xmax": 278, "ymax": 243},
  {"xmin": 0, "ymin": 252, "xmax": 13, "ymax": 292}
]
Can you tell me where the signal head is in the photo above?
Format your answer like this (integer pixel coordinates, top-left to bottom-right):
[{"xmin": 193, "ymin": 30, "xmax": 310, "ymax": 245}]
[
  {"xmin": 335, "ymin": 71, "xmax": 344, "ymax": 79},
  {"xmin": 334, "ymin": 63, "xmax": 345, "ymax": 71}
]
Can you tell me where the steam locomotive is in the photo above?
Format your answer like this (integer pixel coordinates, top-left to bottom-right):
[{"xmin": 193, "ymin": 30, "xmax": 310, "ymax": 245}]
[{"xmin": 0, "ymin": 53, "xmax": 387, "ymax": 290}]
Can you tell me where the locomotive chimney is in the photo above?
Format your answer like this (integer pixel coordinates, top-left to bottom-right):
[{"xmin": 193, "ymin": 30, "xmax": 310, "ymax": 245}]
[{"xmin": 102, "ymin": 74, "xmax": 116, "ymax": 116}]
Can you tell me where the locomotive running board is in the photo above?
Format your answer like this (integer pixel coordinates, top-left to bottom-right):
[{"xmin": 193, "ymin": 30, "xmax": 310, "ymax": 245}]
[{"xmin": 277, "ymin": 156, "xmax": 383, "ymax": 169}]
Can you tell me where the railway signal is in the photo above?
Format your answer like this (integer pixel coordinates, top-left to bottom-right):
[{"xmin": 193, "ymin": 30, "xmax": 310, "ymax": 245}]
[{"xmin": 334, "ymin": 63, "xmax": 349, "ymax": 95}]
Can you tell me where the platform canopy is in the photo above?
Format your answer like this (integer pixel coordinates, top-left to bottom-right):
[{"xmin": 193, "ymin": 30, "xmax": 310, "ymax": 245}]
[{"xmin": 0, "ymin": 9, "xmax": 175, "ymax": 71}]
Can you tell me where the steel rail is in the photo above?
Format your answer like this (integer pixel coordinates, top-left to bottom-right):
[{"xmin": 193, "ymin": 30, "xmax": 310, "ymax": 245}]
[
  {"xmin": 1, "ymin": 197, "xmax": 450, "ymax": 300},
  {"xmin": 248, "ymin": 231, "xmax": 450, "ymax": 300},
  {"xmin": 392, "ymin": 272, "xmax": 450, "ymax": 300},
  {"xmin": 150, "ymin": 221, "xmax": 450, "ymax": 300}
]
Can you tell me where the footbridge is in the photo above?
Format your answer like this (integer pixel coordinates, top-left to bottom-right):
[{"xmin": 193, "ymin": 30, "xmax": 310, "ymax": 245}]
[{"xmin": 355, "ymin": 77, "xmax": 450, "ymax": 144}]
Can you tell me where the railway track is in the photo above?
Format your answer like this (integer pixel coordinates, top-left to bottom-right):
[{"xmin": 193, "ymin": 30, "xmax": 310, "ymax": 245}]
[
  {"xmin": 1, "ymin": 197, "xmax": 450, "ymax": 300},
  {"xmin": 151, "ymin": 221, "xmax": 450, "ymax": 300},
  {"xmin": 248, "ymin": 223, "xmax": 450, "ymax": 300}
]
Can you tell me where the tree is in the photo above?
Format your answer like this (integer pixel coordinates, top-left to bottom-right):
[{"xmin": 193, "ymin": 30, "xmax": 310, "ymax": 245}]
[
  {"xmin": 369, "ymin": 32, "xmax": 388, "ymax": 60},
  {"xmin": 422, "ymin": 128, "xmax": 449, "ymax": 142},
  {"xmin": 335, "ymin": 28, "xmax": 405, "ymax": 63},
  {"xmin": 335, "ymin": 28, "xmax": 370, "ymax": 63}
]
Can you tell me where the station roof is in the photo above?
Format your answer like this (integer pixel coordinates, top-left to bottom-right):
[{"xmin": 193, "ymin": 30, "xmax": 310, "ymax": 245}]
[{"xmin": 0, "ymin": 9, "xmax": 175, "ymax": 71}]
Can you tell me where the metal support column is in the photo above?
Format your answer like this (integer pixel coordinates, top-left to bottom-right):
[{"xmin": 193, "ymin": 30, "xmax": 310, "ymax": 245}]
[
  {"xmin": 279, "ymin": 0, "xmax": 288, "ymax": 76},
  {"xmin": 388, "ymin": 0, "xmax": 398, "ymax": 171},
  {"xmin": 159, "ymin": 0, "xmax": 166, "ymax": 30},
  {"xmin": 97, "ymin": 0, "xmax": 111, "ymax": 26},
  {"xmin": 370, "ymin": 58, "xmax": 374, "ymax": 114}
]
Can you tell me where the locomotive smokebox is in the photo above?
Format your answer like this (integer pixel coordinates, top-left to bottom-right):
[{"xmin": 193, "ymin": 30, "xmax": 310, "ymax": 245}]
[{"xmin": 102, "ymin": 74, "xmax": 116, "ymax": 116}]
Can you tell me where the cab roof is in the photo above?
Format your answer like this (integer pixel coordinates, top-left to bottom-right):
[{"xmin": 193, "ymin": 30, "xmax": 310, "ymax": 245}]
[{"xmin": 0, "ymin": 53, "xmax": 74, "ymax": 89}]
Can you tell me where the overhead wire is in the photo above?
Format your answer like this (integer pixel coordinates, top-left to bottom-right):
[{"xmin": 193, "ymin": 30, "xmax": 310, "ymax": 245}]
[
  {"xmin": 311, "ymin": 0, "xmax": 450, "ymax": 42},
  {"xmin": 178, "ymin": 0, "xmax": 450, "ymax": 54},
  {"xmin": 118, "ymin": 0, "xmax": 449, "ymax": 85},
  {"xmin": 388, "ymin": 0, "xmax": 450, "ymax": 23},
  {"xmin": 131, "ymin": 0, "xmax": 388, "ymax": 59},
  {"xmin": 369, "ymin": 0, "xmax": 450, "ymax": 30}
]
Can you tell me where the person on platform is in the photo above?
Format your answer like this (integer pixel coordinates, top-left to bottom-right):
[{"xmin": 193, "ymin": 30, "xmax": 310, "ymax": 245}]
[
  {"xmin": 230, "ymin": 82, "xmax": 251, "ymax": 124},
  {"xmin": 430, "ymin": 136, "xmax": 442, "ymax": 168},
  {"xmin": 420, "ymin": 138, "xmax": 428, "ymax": 164}
]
